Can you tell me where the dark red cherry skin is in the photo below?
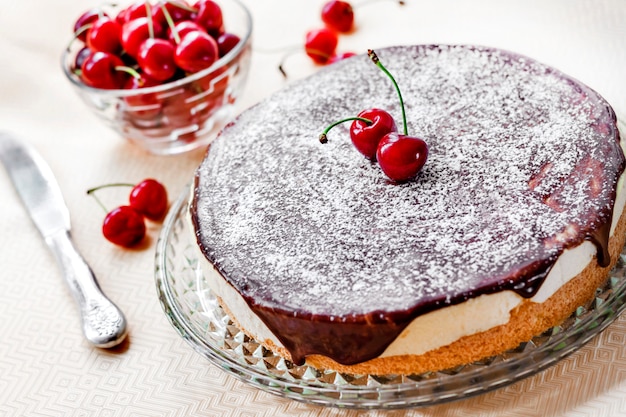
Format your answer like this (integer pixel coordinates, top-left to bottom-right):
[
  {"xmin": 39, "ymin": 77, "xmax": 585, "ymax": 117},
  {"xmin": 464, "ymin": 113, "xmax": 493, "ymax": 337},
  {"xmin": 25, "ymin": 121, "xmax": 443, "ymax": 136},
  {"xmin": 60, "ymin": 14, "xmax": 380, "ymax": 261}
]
[
  {"xmin": 162, "ymin": 88, "xmax": 205, "ymax": 127},
  {"xmin": 74, "ymin": 9, "xmax": 106, "ymax": 42},
  {"xmin": 216, "ymin": 32, "xmax": 240, "ymax": 57},
  {"xmin": 305, "ymin": 28, "xmax": 338, "ymax": 64},
  {"xmin": 174, "ymin": 31, "xmax": 219, "ymax": 73},
  {"xmin": 350, "ymin": 109, "xmax": 397, "ymax": 159},
  {"xmin": 321, "ymin": 0, "xmax": 354, "ymax": 33},
  {"xmin": 81, "ymin": 51, "xmax": 128, "ymax": 89},
  {"xmin": 129, "ymin": 179, "xmax": 168, "ymax": 220},
  {"xmin": 193, "ymin": 64, "xmax": 229, "ymax": 90},
  {"xmin": 137, "ymin": 38, "xmax": 177, "ymax": 81},
  {"xmin": 122, "ymin": 1, "xmax": 152, "ymax": 22},
  {"xmin": 376, "ymin": 132, "xmax": 428, "ymax": 181},
  {"xmin": 121, "ymin": 17, "xmax": 165, "ymax": 58},
  {"xmin": 124, "ymin": 72, "xmax": 161, "ymax": 90},
  {"xmin": 168, "ymin": 20, "xmax": 206, "ymax": 43},
  {"xmin": 73, "ymin": 47, "xmax": 93, "ymax": 71},
  {"xmin": 102, "ymin": 206, "xmax": 146, "ymax": 247},
  {"xmin": 122, "ymin": 73, "xmax": 163, "ymax": 119},
  {"xmin": 86, "ymin": 17, "xmax": 122, "ymax": 54},
  {"xmin": 154, "ymin": 0, "xmax": 195, "ymax": 24},
  {"xmin": 194, "ymin": 0, "xmax": 224, "ymax": 37}
]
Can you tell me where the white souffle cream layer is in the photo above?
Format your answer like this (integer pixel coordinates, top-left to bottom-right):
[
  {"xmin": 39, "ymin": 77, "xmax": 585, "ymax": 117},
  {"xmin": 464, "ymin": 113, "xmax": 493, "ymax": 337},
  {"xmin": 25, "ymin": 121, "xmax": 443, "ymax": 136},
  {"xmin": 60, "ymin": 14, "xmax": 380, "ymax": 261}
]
[{"xmin": 188, "ymin": 159, "xmax": 626, "ymax": 360}]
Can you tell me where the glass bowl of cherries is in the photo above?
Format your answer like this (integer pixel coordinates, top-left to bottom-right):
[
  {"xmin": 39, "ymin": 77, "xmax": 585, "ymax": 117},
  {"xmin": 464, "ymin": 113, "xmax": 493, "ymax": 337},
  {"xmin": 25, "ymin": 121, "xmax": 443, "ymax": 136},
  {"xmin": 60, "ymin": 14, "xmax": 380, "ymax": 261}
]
[{"xmin": 62, "ymin": 0, "xmax": 252, "ymax": 155}]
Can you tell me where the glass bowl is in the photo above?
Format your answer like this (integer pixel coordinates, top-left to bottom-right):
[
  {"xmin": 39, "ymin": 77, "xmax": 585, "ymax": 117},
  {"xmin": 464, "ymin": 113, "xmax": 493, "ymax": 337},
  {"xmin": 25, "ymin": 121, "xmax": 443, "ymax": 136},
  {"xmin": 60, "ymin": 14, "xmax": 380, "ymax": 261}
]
[
  {"xmin": 61, "ymin": 0, "xmax": 252, "ymax": 155},
  {"xmin": 155, "ymin": 184, "xmax": 626, "ymax": 409}
]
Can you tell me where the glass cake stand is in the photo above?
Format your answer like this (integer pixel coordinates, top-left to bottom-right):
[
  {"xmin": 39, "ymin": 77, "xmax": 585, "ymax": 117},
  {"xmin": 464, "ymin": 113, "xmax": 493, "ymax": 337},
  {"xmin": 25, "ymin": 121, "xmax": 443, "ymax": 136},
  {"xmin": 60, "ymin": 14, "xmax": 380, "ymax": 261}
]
[{"xmin": 155, "ymin": 184, "xmax": 626, "ymax": 409}]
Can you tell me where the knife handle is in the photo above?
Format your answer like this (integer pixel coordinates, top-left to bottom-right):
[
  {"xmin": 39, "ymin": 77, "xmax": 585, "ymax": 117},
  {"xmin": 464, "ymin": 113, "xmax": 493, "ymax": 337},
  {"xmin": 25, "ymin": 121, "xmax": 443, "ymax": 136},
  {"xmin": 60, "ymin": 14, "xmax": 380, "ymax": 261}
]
[{"xmin": 45, "ymin": 229, "xmax": 128, "ymax": 348}]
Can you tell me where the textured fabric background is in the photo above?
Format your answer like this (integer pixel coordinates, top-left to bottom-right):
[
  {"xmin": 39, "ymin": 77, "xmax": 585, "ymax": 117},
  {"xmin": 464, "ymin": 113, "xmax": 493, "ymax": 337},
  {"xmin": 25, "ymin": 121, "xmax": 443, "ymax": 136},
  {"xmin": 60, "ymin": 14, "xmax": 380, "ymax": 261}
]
[{"xmin": 0, "ymin": 0, "xmax": 625, "ymax": 415}]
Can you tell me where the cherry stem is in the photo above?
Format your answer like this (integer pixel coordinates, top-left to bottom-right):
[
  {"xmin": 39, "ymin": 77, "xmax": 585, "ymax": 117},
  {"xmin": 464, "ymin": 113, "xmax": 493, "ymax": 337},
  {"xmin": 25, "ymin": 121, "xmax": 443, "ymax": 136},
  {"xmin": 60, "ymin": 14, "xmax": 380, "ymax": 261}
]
[
  {"xmin": 86, "ymin": 183, "xmax": 135, "ymax": 213},
  {"xmin": 115, "ymin": 65, "xmax": 142, "ymax": 80},
  {"xmin": 368, "ymin": 49, "xmax": 407, "ymax": 136},
  {"xmin": 319, "ymin": 116, "xmax": 372, "ymax": 143},
  {"xmin": 73, "ymin": 24, "xmax": 93, "ymax": 43},
  {"xmin": 161, "ymin": 4, "xmax": 180, "ymax": 44},
  {"xmin": 87, "ymin": 183, "xmax": 135, "ymax": 194},
  {"xmin": 145, "ymin": 1, "xmax": 154, "ymax": 38},
  {"xmin": 355, "ymin": 0, "xmax": 405, "ymax": 8},
  {"xmin": 88, "ymin": 193, "xmax": 109, "ymax": 214}
]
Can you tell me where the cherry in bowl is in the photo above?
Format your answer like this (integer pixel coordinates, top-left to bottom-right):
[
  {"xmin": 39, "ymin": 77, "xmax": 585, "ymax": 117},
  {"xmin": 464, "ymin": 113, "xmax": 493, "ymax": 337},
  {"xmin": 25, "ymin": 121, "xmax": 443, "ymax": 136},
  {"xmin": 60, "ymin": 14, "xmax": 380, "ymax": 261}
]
[{"xmin": 62, "ymin": 0, "xmax": 252, "ymax": 155}]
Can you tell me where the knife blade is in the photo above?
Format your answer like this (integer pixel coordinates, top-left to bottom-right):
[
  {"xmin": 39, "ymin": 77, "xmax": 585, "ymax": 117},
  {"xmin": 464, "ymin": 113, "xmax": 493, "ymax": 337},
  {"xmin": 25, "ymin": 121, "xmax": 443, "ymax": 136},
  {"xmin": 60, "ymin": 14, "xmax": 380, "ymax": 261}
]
[{"xmin": 0, "ymin": 132, "xmax": 127, "ymax": 348}]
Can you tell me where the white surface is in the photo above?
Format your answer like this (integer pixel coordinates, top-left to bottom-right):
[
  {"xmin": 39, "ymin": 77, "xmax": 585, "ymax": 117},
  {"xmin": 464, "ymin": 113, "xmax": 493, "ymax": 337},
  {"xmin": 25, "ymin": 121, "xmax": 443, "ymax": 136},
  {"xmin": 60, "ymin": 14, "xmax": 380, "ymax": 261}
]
[{"xmin": 0, "ymin": 0, "xmax": 625, "ymax": 415}]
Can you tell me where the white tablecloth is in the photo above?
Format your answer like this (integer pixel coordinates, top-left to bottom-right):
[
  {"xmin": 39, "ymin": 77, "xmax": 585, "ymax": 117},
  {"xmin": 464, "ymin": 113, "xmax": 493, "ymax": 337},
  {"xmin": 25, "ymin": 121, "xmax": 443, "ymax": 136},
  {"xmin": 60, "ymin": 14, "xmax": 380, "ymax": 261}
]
[{"xmin": 1, "ymin": 0, "xmax": 625, "ymax": 415}]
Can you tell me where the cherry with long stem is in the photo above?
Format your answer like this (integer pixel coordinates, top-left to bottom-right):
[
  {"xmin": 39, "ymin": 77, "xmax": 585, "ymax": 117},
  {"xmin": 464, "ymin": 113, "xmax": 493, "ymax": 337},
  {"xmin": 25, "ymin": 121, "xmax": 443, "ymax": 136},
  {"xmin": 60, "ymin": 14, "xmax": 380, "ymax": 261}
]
[
  {"xmin": 87, "ymin": 185, "xmax": 146, "ymax": 248},
  {"xmin": 368, "ymin": 49, "xmax": 428, "ymax": 182},
  {"xmin": 321, "ymin": 0, "xmax": 406, "ymax": 33},
  {"xmin": 87, "ymin": 179, "xmax": 168, "ymax": 221},
  {"xmin": 319, "ymin": 116, "xmax": 372, "ymax": 143},
  {"xmin": 161, "ymin": 3, "xmax": 181, "ymax": 44},
  {"xmin": 320, "ymin": 108, "xmax": 397, "ymax": 159},
  {"xmin": 80, "ymin": 51, "xmax": 130, "ymax": 89}
]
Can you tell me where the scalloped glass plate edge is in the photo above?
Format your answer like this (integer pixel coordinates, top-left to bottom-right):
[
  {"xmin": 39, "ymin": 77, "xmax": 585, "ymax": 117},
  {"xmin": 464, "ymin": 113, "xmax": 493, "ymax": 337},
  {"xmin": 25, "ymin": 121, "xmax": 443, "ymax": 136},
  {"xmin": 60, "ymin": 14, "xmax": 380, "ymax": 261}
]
[{"xmin": 155, "ymin": 184, "xmax": 626, "ymax": 409}]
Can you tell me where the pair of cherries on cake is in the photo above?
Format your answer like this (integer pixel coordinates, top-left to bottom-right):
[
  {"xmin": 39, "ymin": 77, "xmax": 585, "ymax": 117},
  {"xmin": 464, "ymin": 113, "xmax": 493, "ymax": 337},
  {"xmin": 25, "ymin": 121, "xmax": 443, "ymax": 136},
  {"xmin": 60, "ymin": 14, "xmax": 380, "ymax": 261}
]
[{"xmin": 320, "ymin": 50, "xmax": 428, "ymax": 181}]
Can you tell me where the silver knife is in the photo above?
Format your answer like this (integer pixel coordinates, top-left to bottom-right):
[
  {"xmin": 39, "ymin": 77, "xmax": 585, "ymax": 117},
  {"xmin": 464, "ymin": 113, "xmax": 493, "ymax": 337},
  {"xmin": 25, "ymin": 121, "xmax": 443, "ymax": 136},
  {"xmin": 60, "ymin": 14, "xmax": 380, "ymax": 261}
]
[{"xmin": 0, "ymin": 132, "xmax": 127, "ymax": 348}]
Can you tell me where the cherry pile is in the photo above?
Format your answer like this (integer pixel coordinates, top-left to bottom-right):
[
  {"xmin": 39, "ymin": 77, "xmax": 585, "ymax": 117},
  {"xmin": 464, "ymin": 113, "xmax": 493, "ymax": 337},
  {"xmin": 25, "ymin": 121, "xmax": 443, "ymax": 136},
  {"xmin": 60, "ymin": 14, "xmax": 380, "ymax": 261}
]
[
  {"xmin": 320, "ymin": 50, "xmax": 428, "ymax": 182},
  {"xmin": 295, "ymin": 0, "xmax": 403, "ymax": 72},
  {"xmin": 87, "ymin": 179, "xmax": 168, "ymax": 247},
  {"xmin": 71, "ymin": 0, "xmax": 240, "ymax": 90},
  {"xmin": 296, "ymin": 1, "xmax": 354, "ymax": 72}
]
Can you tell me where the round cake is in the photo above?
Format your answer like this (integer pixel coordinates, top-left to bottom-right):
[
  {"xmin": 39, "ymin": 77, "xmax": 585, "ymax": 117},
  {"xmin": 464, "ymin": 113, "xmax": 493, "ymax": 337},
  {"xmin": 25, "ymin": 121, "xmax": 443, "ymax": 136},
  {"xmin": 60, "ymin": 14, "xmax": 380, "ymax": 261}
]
[{"xmin": 190, "ymin": 44, "xmax": 626, "ymax": 375}]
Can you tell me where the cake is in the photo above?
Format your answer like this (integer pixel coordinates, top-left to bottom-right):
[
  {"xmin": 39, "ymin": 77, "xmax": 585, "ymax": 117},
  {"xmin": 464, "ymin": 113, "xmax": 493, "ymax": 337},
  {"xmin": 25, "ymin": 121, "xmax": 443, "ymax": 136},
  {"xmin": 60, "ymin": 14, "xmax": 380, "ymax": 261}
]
[{"xmin": 190, "ymin": 44, "xmax": 626, "ymax": 375}]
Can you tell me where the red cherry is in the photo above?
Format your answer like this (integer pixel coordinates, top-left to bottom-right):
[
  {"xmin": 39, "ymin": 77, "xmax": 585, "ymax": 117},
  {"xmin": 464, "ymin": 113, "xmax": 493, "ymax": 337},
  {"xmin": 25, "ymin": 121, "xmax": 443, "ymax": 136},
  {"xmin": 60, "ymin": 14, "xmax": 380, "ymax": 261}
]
[
  {"xmin": 350, "ymin": 109, "xmax": 397, "ymax": 159},
  {"xmin": 115, "ymin": 6, "xmax": 130, "ymax": 26},
  {"xmin": 124, "ymin": 72, "xmax": 161, "ymax": 90},
  {"xmin": 216, "ymin": 32, "xmax": 240, "ymax": 57},
  {"xmin": 154, "ymin": 0, "xmax": 195, "ymax": 24},
  {"xmin": 137, "ymin": 38, "xmax": 177, "ymax": 81},
  {"xmin": 81, "ymin": 51, "xmax": 128, "ymax": 89},
  {"xmin": 74, "ymin": 9, "xmax": 106, "ymax": 42},
  {"xmin": 102, "ymin": 206, "xmax": 146, "ymax": 247},
  {"xmin": 328, "ymin": 51, "xmax": 356, "ymax": 64},
  {"xmin": 121, "ymin": 17, "xmax": 165, "ymax": 58},
  {"xmin": 376, "ymin": 132, "xmax": 428, "ymax": 181},
  {"xmin": 305, "ymin": 28, "xmax": 338, "ymax": 64},
  {"xmin": 86, "ymin": 16, "xmax": 122, "ymax": 54},
  {"xmin": 321, "ymin": 1, "xmax": 354, "ymax": 33},
  {"xmin": 122, "ymin": 73, "xmax": 163, "ymax": 120},
  {"xmin": 162, "ymin": 88, "xmax": 209, "ymax": 127},
  {"xmin": 168, "ymin": 20, "xmax": 206, "ymax": 43},
  {"xmin": 174, "ymin": 31, "xmax": 219, "ymax": 73},
  {"xmin": 129, "ymin": 179, "xmax": 169, "ymax": 220},
  {"xmin": 194, "ymin": 0, "xmax": 224, "ymax": 37}
]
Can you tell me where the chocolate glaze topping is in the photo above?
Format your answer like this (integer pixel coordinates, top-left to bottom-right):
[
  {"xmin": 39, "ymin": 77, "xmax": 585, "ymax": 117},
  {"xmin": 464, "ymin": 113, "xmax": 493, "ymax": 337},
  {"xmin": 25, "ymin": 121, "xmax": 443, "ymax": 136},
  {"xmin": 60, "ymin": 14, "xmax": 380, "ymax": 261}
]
[{"xmin": 192, "ymin": 45, "xmax": 624, "ymax": 366}]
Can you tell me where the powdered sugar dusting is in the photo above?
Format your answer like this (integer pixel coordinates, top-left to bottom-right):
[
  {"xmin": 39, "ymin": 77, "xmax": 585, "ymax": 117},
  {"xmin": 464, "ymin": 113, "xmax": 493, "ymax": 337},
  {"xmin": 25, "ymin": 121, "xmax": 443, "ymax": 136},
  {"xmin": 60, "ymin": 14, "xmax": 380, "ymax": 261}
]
[{"xmin": 193, "ymin": 45, "xmax": 623, "ymax": 317}]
